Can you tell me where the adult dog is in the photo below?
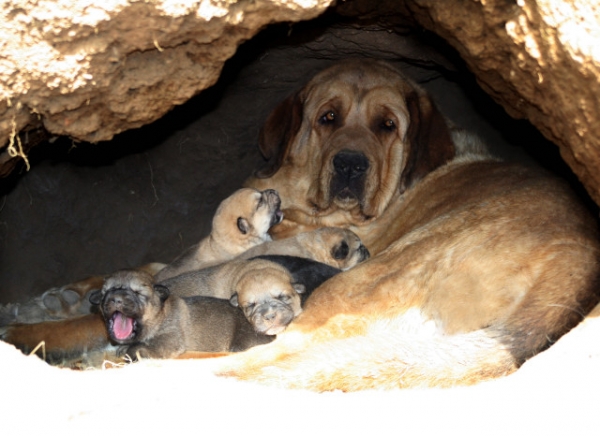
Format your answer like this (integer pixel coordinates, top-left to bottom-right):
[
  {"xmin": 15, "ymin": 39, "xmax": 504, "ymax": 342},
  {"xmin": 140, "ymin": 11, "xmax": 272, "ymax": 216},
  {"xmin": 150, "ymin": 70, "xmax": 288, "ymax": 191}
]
[{"xmin": 215, "ymin": 59, "xmax": 600, "ymax": 390}]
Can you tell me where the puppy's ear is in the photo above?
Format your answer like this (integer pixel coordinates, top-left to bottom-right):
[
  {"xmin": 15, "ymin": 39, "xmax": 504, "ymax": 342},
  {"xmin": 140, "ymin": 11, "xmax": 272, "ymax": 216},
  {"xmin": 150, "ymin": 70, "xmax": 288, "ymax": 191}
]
[
  {"xmin": 400, "ymin": 89, "xmax": 455, "ymax": 191},
  {"xmin": 229, "ymin": 293, "xmax": 239, "ymax": 307},
  {"xmin": 331, "ymin": 240, "xmax": 350, "ymax": 260},
  {"xmin": 255, "ymin": 91, "xmax": 304, "ymax": 179},
  {"xmin": 237, "ymin": 217, "xmax": 249, "ymax": 235},
  {"xmin": 293, "ymin": 283, "xmax": 306, "ymax": 295},
  {"xmin": 88, "ymin": 289, "xmax": 103, "ymax": 305},
  {"xmin": 153, "ymin": 284, "xmax": 170, "ymax": 302}
]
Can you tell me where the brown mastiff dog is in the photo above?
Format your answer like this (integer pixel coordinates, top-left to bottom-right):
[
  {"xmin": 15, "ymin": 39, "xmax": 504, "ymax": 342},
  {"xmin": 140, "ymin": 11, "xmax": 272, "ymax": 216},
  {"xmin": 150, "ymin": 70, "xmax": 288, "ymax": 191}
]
[
  {"xmin": 214, "ymin": 59, "xmax": 600, "ymax": 390},
  {"xmin": 2, "ymin": 60, "xmax": 600, "ymax": 390}
]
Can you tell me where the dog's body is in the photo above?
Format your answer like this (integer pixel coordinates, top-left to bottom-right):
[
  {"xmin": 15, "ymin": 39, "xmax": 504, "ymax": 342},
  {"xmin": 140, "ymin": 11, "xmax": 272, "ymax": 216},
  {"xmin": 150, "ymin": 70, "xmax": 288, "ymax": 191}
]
[
  {"xmin": 236, "ymin": 227, "xmax": 369, "ymax": 270},
  {"xmin": 155, "ymin": 188, "xmax": 283, "ymax": 282},
  {"xmin": 90, "ymin": 270, "xmax": 273, "ymax": 359},
  {"xmin": 213, "ymin": 59, "xmax": 600, "ymax": 390}
]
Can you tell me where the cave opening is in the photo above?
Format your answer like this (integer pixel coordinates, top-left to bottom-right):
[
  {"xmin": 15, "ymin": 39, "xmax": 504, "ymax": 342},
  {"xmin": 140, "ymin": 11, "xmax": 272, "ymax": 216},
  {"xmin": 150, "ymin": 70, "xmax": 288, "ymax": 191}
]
[{"xmin": 0, "ymin": 12, "xmax": 590, "ymax": 306}]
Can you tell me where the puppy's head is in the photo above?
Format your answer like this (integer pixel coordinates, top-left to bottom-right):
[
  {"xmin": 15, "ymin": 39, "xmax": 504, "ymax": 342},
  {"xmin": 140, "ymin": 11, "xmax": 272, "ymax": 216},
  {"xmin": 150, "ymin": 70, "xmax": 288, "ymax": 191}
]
[
  {"xmin": 311, "ymin": 227, "xmax": 370, "ymax": 270},
  {"xmin": 229, "ymin": 265, "xmax": 305, "ymax": 335},
  {"xmin": 249, "ymin": 59, "xmax": 454, "ymax": 225},
  {"xmin": 89, "ymin": 270, "xmax": 169, "ymax": 345},
  {"xmin": 212, "ymin": 188, "xmax": 284, "ymax": 254}
]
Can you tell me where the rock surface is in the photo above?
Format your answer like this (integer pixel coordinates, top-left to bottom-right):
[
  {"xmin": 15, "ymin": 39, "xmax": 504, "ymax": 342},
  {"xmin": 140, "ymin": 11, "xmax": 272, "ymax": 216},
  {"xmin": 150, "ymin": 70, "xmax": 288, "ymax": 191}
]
[
  {"xmin": 401, "ymin": 0, "xmax": 600, "ymax": 205},
  {"xmin": 0, "ymin": 0, "xmax": 333, "ymax": 175}
]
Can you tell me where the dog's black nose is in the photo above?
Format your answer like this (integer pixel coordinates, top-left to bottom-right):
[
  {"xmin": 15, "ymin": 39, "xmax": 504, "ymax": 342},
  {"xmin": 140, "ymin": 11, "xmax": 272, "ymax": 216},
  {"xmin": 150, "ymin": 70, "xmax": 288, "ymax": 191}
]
[{"xmin": 333, "ymin": 151, "xmax": 369, "ymax": 179}]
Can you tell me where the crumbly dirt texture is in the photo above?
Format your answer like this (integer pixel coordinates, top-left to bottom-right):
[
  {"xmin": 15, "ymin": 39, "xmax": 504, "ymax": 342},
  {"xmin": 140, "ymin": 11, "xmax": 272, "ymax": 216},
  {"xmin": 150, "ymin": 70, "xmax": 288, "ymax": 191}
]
[{"xmin": 0, "ymin": 0, "xmax": 332, "ymax": 175}]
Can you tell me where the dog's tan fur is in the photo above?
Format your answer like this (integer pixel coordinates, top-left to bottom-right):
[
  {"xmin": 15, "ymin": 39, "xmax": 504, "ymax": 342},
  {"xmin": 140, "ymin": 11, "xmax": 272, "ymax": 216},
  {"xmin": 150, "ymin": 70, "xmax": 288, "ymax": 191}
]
[
  {"xmin": 236, "ymin": 227, "xmax": 369, "ymax": 270},
  {"xmin": 213, "ymin": 59, "xmax": 600, "ymax": 390},
  {"xmin": 155, "ymin": 188, "xmax": 282, "ymax": 281}
]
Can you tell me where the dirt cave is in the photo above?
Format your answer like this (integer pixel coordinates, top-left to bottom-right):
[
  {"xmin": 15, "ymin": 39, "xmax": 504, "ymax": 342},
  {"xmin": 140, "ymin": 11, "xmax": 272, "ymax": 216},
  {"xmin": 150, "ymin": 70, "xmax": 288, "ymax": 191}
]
[
  {"xmin": 1, "ymin": 10, "xmax": 592, "ymax": 307},
  {"xmin": 2, "ymin": 1, "xmax": 600, "ymax": 431}
]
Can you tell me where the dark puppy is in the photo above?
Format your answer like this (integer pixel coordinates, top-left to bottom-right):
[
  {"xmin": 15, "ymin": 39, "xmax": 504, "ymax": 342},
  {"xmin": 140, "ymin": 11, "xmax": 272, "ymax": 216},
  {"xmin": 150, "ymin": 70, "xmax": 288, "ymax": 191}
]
[
  {"xmin": 89, "ymin": 270, "xmax": 272, "ymax": 359},
  {"xmin": 229, "ymin": 255, "xmax": 341, "ymax": 335}
]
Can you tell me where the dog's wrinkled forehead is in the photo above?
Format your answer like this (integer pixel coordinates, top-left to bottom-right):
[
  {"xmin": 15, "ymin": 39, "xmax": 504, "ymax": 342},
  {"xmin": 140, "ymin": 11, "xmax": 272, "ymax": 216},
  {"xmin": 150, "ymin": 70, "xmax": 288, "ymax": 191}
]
[
  {"xmin": 306, "ymin": 60, "xmax": 413, "ymax": 97},
  {"xmin": 302, "ymin": 60, "xmax": 414, "ymax": 130}
]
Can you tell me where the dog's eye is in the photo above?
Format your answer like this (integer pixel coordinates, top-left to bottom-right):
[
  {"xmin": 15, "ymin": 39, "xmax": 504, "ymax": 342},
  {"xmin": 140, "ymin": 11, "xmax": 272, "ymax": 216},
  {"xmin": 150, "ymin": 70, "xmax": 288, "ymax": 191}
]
[
  {"xmin": 381, "ymin": 119, "xmax": 396, "ymax": 131},
  {"xmin": 245, "ymin": 303, "xmax": 255, "ymax": 309},
  {"xmin": 319, "ymin": 111, "xmax": 336, "ymax": 125}
]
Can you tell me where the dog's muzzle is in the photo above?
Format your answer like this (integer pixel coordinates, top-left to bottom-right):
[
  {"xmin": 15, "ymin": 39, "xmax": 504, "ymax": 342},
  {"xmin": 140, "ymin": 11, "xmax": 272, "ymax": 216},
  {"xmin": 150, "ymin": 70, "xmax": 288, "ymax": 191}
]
[{"xmin": 330, "ymin": 150, "xmax": 370, "ymax": 201}]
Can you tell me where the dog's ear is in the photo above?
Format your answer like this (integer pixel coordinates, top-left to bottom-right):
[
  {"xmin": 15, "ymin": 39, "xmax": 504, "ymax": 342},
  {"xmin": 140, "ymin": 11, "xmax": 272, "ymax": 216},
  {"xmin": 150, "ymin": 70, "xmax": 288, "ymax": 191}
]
[
  {"xmin": 237, "ymin": 217, "xmax": 249, "ymax": 235},
  {"xmin": 400, "ymin": 89, "xmax": 455, "ymax": 191},
  {"xmin": 229, "ymin": 293, "xmax": 239, "ymax": 307},
  {"xmin": 331, "ymin": 240, "xmax": 350, "ymax": 260},
  {"xmin": 153, "ymin": 284, "xmax": 170, "ymax": 302},
  {"xmin": 255, "ymin": 91, "xmax": 304, "ymax": 179},
  {"xmin": 293, "ymin": 283, "xmax": 306, "ymax": 295},
  {"xmin": 88, "ymin": 289, "xmax": 103, "ymax": 305}
]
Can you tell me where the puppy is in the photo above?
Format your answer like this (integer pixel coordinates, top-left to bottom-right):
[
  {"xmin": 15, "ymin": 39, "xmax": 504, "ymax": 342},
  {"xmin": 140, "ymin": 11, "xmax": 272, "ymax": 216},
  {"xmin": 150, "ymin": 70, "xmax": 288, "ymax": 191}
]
[
  {"xmin": 89, "ymin": 270, "xmax": 273, "ymax": 359},
  {"xmin": 160, "ymin": 256, "xmax": 340, "ymax": 335},
  {"xmin": 155, "ymin": 188, "xmax": 283, "ymax": 281},
  {"xmin": 229, "ymin": 255, "xmax": 341, "ymax": 335},
  {"xmin": 236, "ymin": 227, "xmax": 370, "ymax": 270}
]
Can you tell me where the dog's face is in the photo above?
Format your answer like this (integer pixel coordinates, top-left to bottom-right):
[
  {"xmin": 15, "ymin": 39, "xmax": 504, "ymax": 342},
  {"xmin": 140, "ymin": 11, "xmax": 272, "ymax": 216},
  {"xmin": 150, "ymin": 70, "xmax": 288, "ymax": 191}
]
[
  {"xmin": 213, "ymin": 188, "xmax": 284, "ymax": 253},
  {"xmin": 229, "ymin": 267, "xmax": 305, "ymax": 335},
  {"xmin": 89, "ymin": 270, "xmax": 169, "ymax": 345},
  {"xmin": 248, "ymin": 59, "xmax": 454, "ymax": 238}
]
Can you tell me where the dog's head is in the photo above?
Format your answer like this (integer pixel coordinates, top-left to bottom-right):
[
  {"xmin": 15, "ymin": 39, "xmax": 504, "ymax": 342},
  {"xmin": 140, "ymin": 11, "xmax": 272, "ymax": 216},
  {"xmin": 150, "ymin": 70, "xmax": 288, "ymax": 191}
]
[
  {"xmin": 249, "ymin": 59, "xmax": 454, "ymax": 228},
  {"xmin": 212, "ymin": 188, "xmax": 284, "ymax": 254},
  {"xmin": 301, "ymin": 227, "xmax": 370, "ymax": 270},
  {"xmin": 89, "ymin": 270, "xmax": 169, "ymax": 345},
  {"xmin": 229, "ymin": 263, "xmax": 305, "ymax": 335}
]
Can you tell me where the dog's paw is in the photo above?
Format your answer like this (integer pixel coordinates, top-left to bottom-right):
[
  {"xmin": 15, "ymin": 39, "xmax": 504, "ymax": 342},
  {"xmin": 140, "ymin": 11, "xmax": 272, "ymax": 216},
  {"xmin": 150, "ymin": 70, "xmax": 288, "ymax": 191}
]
[{"xmin": 40, "ymin": 286, "xmax": 93, "ymax": 318}]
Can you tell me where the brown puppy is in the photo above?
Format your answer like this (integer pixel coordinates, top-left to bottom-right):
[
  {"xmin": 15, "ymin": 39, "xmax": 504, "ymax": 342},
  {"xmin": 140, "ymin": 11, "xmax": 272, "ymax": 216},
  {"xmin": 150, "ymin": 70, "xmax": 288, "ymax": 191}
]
[
  {"xmin": 160, "ymin": 256, "xmax": 340, "ymax": 335},
  {"xmin": 89, "ymin": 270, "xmax": 273, "ymax": 359},
  {"xmin": 214, "ymin": 59, "xmax": 600, "ymax": 391},
  {"xmin": 155, "ymin": 188, "xmax": 283, "ymax": 281},
  {"xmin": 229, "ymin": 255, "xmax": 341, "ymax": 335},
  {"xmin": 236, "ymin": 227, "xmax": 369, "ymax": 270}
]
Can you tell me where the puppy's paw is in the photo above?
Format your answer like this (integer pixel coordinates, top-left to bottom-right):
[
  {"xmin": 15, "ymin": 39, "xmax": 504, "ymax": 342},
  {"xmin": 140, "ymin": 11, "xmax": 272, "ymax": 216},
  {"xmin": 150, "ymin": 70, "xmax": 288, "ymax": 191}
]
[
  {"xmin": 40, "ymin": 286, "xmax": 92, "ymax": 318},
  {"xmin": 117, "ymin": 344, "xmax": 151, "ymax": 361}
]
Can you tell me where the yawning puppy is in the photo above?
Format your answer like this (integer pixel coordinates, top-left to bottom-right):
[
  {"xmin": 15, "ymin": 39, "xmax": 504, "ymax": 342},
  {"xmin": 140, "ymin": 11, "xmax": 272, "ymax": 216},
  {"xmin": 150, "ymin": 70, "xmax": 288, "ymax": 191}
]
[
  {"xmin": 89, "ymin": 270, "xmax": 273, "ymax": 359},
  {"xmin": 155, "ymin": 188, "xmax": 283, "ymax": 281}
]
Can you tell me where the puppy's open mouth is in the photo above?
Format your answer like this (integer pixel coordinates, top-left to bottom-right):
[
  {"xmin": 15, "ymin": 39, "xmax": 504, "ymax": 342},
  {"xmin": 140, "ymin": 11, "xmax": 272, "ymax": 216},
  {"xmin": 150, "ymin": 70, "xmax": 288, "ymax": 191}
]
[{"xmin": 109, "ymin": 311, "xmax": 137, "ymax": 341}]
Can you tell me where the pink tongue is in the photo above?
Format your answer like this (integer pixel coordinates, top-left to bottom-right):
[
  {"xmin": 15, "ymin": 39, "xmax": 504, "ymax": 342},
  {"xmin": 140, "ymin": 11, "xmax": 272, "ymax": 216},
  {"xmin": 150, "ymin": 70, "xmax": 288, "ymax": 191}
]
[{"xmin": 113, "ymin": 312, "xmax": 134, "ymax": 340}]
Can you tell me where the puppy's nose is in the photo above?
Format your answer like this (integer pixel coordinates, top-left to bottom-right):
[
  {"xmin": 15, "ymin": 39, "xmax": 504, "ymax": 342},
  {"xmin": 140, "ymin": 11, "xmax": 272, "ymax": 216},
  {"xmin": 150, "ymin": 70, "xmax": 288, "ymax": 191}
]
[
  {"xmin": 109, "ymin": 295, "xmax": 123, "ymax": 305},
  {"xmin": 263, "ymin": 311, "xmax": 276, "ymax": 321},
  {"xmin": 333, "ymin": 151, "xmax": 369, "ymax": 179}
]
